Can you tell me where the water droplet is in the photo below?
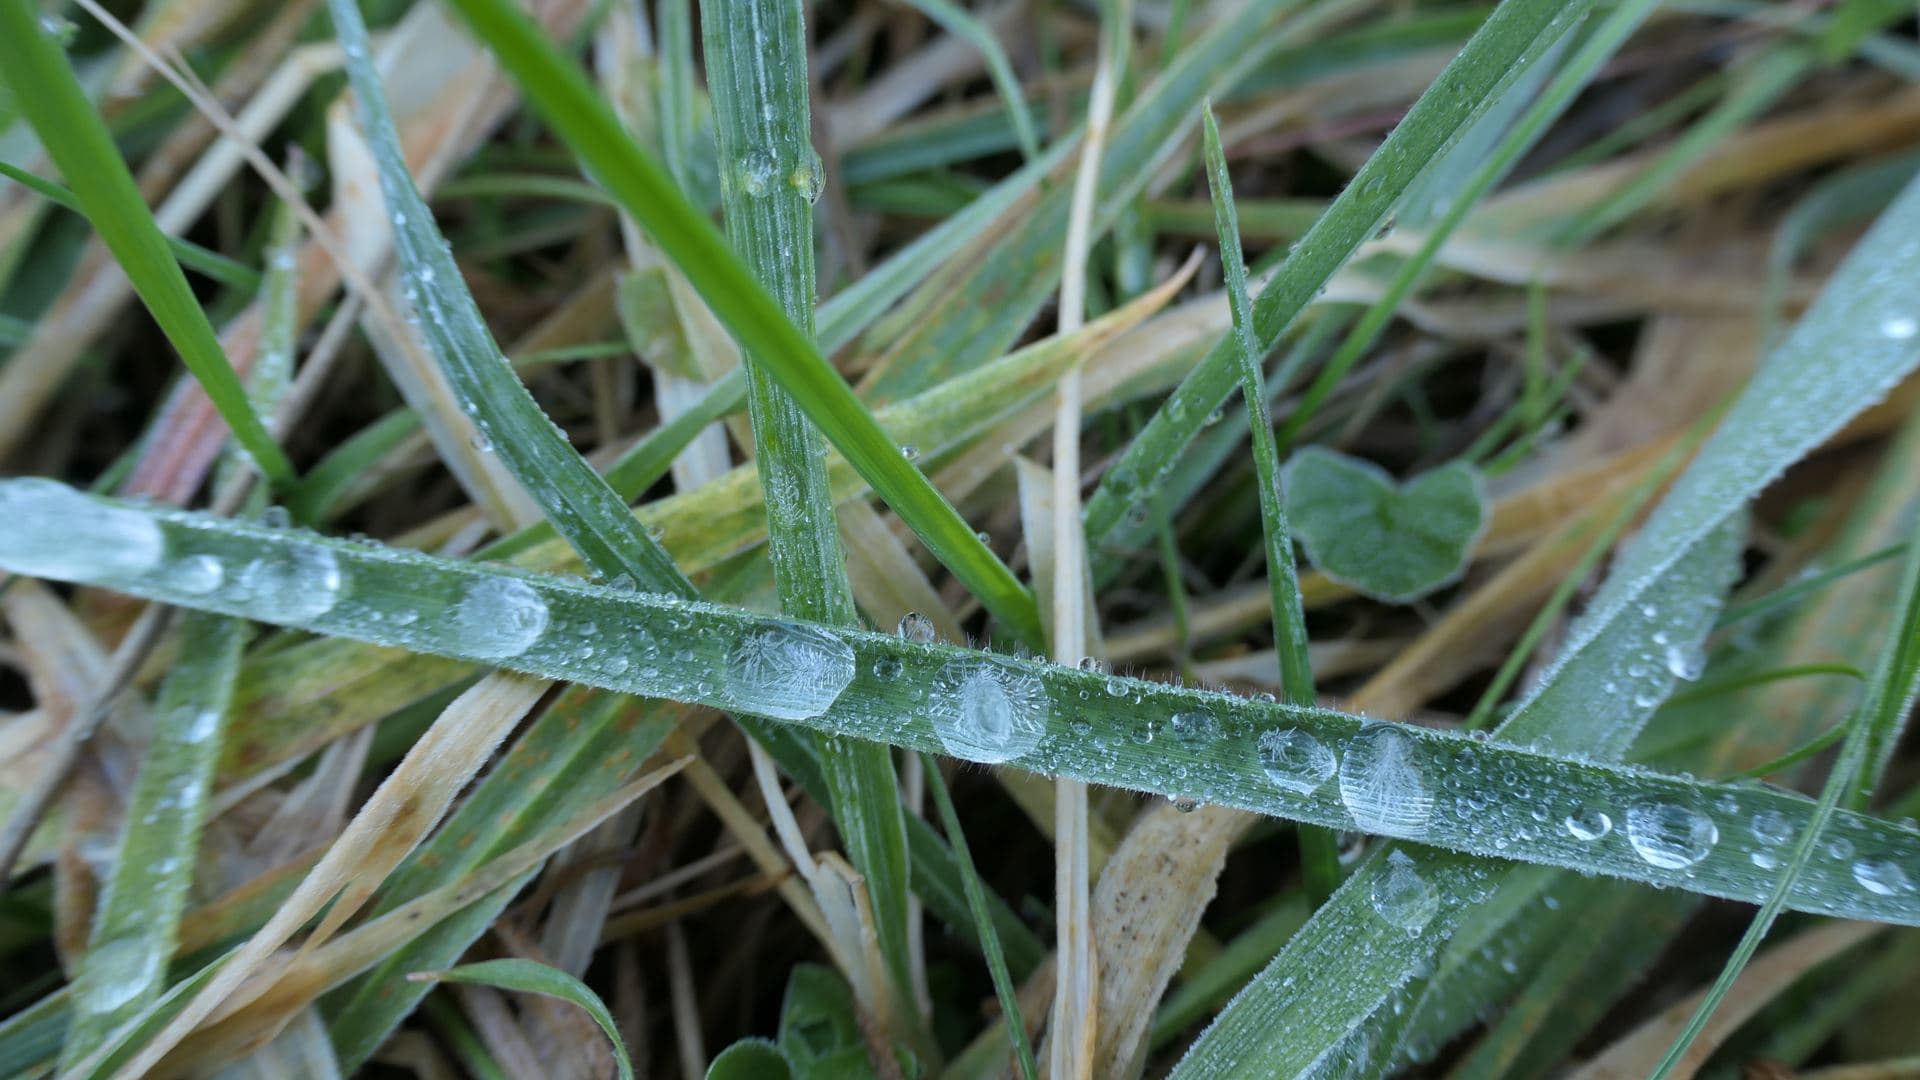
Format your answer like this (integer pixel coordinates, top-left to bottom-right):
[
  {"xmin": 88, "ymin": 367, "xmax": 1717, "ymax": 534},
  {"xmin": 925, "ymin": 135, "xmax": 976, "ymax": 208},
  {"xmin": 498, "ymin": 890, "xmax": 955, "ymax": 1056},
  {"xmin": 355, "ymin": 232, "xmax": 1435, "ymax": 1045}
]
[
  {"xmin": 1881, "ymin": 315, "xmax": 1918, "ymax": 340},
  {"xmin": 180, "ymin": 709, "xmax": 221, "ymax": 744},
  {"xmin": 1256, "ymin": 728, "xmax": 1335, "ymax": 794},
  {"xmin": 790, "ymin": 148, "xmax": 826, "ymax": 203},
  {"xmin": 1852, "ymin": 858, "xmax": 1914, "ymax": 897},
  {"xmin": 1751, "ymin": 808, "xmax": 1795, "ymax": 846},
  {"xmin": 1169, "ymin": 711, "xmax": 1221, "ymax": 748},
  {"xmin": 1078, "ymin": 656, "xmax": 1111, "ymax": 675},
  {"xmin": 899, "ymin": 444, "xmax": 920, "ymax": 462},
  {"xmin": 0, "ymin": 480, "xmax": 164, "ymax": 583},
  {"xmin": 172, "ymin": 554, "xmax": 225, "ymax": 595},
  {"xmin": 1624, "ymin": 802, "xmax": 1718, "ymax": 870},
  {"xmin": 896, "ymin": 612, "xmax": 936, "ymax": 643},
  {"xmin": 1826, "ymin": 836, "xmax": 1855, "ymax": 860},
  {"xmin": 259, "ymin": 506, "xmax": 292, "ymax": 529},
  {"xmin": 76, "ymin": 936, "xmax": 164, "ymax": 1014},
  {"xmin": 1338, "ymin": 724, "xmax": 1433, "ymax": 837},
  {"xmin": 872, "ymin": 656, "xmax": 904, "ymax": 681},
  {"xmin": 1750, "ymin": 850, "xmax": 1779, "ymax": 870},
  {"xmin": 1171, "ymin": 796, "xmax": 1200, "ymax": 813},
  {"xmin": 737, "ymin": 151, "xmax": 778, "ymax": 197},
  {"xmin": 930, "ymin": 658, "xmax": 1047, "ymax": 763},
  {"xmin": 470, "ymin": 429, "xmax": 493, "ymax": 452},
  {"xmin": 239, "ymin": 545, "xmax": 343, "ymax": 622},
  {"xmin": 1370, "ymin": 851, "xmax": 1437, "ymax": 932},
  {"xmin": 1664, "ymin": 642, "xmax": 1704, "ymax": 681},
  {"xmin": 724, "ymin": 622, "xmax": 856, "ymax": 721},
  {"xmin": 1564, "ymin": 809, "xmax": 1612, "ymax": 841},
  {"xmin": 452, "ymin": 577, "xmax": 550, "ymax": 660}
]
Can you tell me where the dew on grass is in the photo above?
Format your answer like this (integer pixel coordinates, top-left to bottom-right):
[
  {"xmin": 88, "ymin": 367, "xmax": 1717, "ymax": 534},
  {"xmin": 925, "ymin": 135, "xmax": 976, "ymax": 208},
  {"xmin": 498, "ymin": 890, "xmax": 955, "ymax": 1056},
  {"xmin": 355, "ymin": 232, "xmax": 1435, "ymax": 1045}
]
[
  {"xmin": 452, "ymin": 577, "xmax": 550, "ymax": 660},
  {"xmin": 1852, "ymin": 858, "xmax": 1914, "ymax": 897},
  {"xmin": 75, "ymin": 936, "xmax": 164, "ymax": 1014},
  {"xmin": 1625, "ymin": 801, "xmax": 1718, "ymax": 870},
  {"xmin": 1338, "ymin": 724, "xmax": 1433, "ymax": 837},
  {"xmin": 0, "ymin": 479, "xmax": 164, "ymax": 583},
  {"xmin": 172, "ymin": 554, "xmax": 225, "ymax": 595},
  {"xmin": 896, "ymin": 612, "xmax": 936, "ymax": 643},
  {"xmin": 1751, "ymin": 808, "xmax": 1795, "ymax": 846},
  {"xmin": 930, "ymin": 658, "xmax": 1047, "ymax": 763},
  {"xmin": 737, "ymin": 151, "xmax": 778, "ymax": 197},
  {"xmin": 1169, "ymin": 711, "xmax": 1221, "ymax": 749},
  {"xmin": 723, "ymin": 622, "xmax": 856, "ymax": 721},
  {"xmin": 1564, "ymin": 809, "xmax": 1612, "ymax": 842},
  {"xmin": 1370, "ymin": 851, "xmax": 1438, "ymax": 932},
  {"xmin": 1257, "ymin": 728, "xmax": 1335, "ymax": 794},
  {"xmin": 239, "ymin": 545, "xmax": 343, "ymax": 622},
  {"xmin": 1880, "ymin": 315, "xmax": 1918, "ymax": 340}
]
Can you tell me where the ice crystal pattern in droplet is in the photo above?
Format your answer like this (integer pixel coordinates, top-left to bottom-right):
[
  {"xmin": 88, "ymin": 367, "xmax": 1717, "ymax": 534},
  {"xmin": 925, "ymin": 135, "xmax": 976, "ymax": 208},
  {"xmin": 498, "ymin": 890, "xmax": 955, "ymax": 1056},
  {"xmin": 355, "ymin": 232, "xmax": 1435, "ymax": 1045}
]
[
  {"xmin": 452, "ymin": 577, "xmax": 550, "ymax": 660},
  {"xmin": 0, "ymin": 479, "xmax": 164, "ymax": 583},
  {"xmin": 1370, "ymin": 851, "xmax": 1438, "ymax": 932},
  {"xmin": 1338, "ymin": 724, "xmax": 1433, "ymax": 837},
  {"xmin": 723, "ymin": 622, "xmax": 857, "ymax": 721},
  {"xmin": 1625, "ymin": 801, "xmax": 1718, "ymax": 870},
  {"xmin": 1257, "ymin": 728, "xmax": 1336, "ymax": 794},
  {"xmin": 931, "ymin": 658, "xmax": 1047, "ymax": 764}
]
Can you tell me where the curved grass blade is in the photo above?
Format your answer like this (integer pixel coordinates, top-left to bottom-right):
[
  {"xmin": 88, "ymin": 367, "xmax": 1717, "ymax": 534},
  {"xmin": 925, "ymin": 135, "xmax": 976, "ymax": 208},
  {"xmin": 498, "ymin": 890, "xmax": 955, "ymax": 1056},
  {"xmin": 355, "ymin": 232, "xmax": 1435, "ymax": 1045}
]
[
  {"xmin": 439, "ymin": 0, "xmax": 1041, "ymax": 644},
  {"xmin": 1081, "ymin": 0, "xmax": 1591, "ymax": 543},
  {"xmin": 899, "ymin": 0, "xmax": 1040, "ymax": 162},
  {"xmin": 407, "ymin": 959, "xmax": 633, "ymax": 1080},
  {"xmin": 327, "ymin": 0, "xmax": 680, "ymax": 590},
  {"xmin": 0, "ymin": 0, "xmax": 294, "ymax": 488},
  {"xmin": 9, "ymin": 488, "xmax": 1920, "ymax": 927}
]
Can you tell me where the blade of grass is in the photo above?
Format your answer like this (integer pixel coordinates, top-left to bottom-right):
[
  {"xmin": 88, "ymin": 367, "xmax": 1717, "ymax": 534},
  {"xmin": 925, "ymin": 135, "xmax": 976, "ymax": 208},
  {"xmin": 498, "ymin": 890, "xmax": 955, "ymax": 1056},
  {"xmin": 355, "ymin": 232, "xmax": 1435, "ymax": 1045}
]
[
  {"xmin": 406, "ymin": 959, "xmax": 633, "ymax": 1080},
  {"xmin": 1201, "ymin": 103, "xmax": 1336, "ymax": 903},
  {"xmin": 897, "ymin": 0, "xmax": 1040, "ymax": 162},
  {"xmin": 0, "ymin": 0, "xmax": 294, "ymax": 487},
  {"xmin": 699, "ymin": 0, "xmax": 920, "ymax": 1051},
  {"xmin": 17, "ymin": 491, "xmax": 1920, "ymax": 927},
  {"xmin": 440, "ymin": 0, "xmax": 1041, "ymax": 644}
]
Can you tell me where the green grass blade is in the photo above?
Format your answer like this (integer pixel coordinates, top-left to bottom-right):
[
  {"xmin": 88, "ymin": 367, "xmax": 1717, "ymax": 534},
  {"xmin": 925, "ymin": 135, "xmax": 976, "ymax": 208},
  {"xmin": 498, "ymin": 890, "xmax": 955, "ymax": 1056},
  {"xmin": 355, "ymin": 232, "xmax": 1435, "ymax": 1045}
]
[
  {"xmin": 899, "ymin": 0, "xmax": 1040, "ymax": 161},
  {"xmin": 0, "ymin": 0, "xmax": 293, "ymax": 488},
  {"xmin": 1648, "ymin": 493, "xmax": 1920, "ymax": 1078},
  {"xmin": 12, "ymin": 488, "xmax": 1920, "ymax": 927},
  {"xmin": 56, "ymin": 609, "xmax": 244, "ymax": 1067},
  {"xmin": 700, "ymin": 0, "xmax": 918, "ymax": 1044},
  {"xmin": 407, "ymin": 959, "xmax": 634, "ymax": 1080},
  {"xmin": 0, "ymin": 160, "xmax": 260, "ymax": 292},
  {"xmin": 1201, "ymin": 103, "xmax": 1335, "ymax": 901},
  {"xmin": 327, "ymin": 0, "xmax": 682, "ymax": 590},
  {"xmin": 1081, "ymin": 0, "xmax": 1589, "ymax": 543},
  {"xmin": 440, "ymin": 0, "xmax": 1041, "ymax": 643},
  {"xmin": 924, "ymin": 756, "xmax": 1039, "ymax": 1080}
]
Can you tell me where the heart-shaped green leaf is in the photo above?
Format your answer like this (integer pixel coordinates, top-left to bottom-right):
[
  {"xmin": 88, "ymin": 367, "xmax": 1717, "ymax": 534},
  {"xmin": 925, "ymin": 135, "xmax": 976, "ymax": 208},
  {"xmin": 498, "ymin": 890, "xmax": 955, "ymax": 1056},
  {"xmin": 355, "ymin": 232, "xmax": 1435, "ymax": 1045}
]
[{"xmin": 1283, "ymin": 447, "xmax": 1489, "ymax": 603}]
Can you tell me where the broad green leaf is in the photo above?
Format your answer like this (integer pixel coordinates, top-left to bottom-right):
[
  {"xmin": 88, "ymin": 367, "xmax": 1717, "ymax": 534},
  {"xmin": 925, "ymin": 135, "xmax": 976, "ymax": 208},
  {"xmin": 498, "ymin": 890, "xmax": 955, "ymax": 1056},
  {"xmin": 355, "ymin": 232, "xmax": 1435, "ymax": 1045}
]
[
  {"xmin": 708, "ymin": 1038, "xmax": 793, "ymax": 1080},
  {"xmin": 6, "ymin": 485, "xmax": 1919, "ymax": 929},
  {"xmin": 1283, "ymin": 448, "xmax": 1488, "ymax": 605},
  {"xmin": 408, "ymin": 958, "xmax": 634, "ymax": 1080}
]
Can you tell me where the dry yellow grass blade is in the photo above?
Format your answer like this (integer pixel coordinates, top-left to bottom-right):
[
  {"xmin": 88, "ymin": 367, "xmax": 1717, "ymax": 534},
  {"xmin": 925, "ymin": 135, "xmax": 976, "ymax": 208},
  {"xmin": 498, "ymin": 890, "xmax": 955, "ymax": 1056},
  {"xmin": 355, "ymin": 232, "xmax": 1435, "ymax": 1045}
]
[{"xmin": 97, "ymin": 672, "xmax": 550, "ymax": 1079}]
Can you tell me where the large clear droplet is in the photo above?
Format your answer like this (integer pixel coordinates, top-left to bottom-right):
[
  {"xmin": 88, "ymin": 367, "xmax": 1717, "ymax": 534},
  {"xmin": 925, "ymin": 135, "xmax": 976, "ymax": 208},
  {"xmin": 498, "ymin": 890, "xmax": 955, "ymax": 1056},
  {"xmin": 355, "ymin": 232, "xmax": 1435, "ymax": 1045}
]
[
  {"xmin": 1370, "ymin": 851, "xmax": 1437, "ymax": 932},
  {"xmin": 0, "ymin": 479, "xmax": 164, "ymax": 583},
  {"xmin": 239, "ymin": 545, "xmax": 343, "ymax": 622},
  {"xmin": 1169, "ymin": 711, "xmax": 1221, "ymax": 749},
  {"xmin": 1338, "ymin": 724, "xmax": 1433, "ymax": 837},
  {"xmin": 1256, "ymin": 728, "xmax": 1335, "ymax": 794},
  {"xmin": 452, "ymin": 577, "xmax": 550, "ymax": 660},
  {"xmin": 896, "ymin": 611, "xmax": 936, "ymax": 643},
  {"xmin": 171, "ymin": 554, "xmax": 225, "ymax": 595},
  {"xmin": 931, "ymin": 658, "xmax": 1046, "ymax": 764},
  {"xmin": 723, "ymin": 622, "xmax": 856, "ymax": 721},
  {"xmin": 1852, "ymin": 858, "xmax": 1914, "ymax": 897},
  {"xmin": 1625, "ymin": 801, "xmax": 1718, "ymax": 870}
]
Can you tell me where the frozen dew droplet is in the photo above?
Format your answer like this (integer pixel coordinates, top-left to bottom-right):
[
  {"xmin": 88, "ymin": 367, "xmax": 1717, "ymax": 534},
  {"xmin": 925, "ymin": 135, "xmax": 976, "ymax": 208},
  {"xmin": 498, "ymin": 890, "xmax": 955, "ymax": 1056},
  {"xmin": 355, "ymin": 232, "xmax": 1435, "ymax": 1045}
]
[
  {"xmin": 1827, "ymin": 836, "xmax": 1855, "ymax": 860},
  {"xmin": 791, "ymin": 148, "xmax": 826, "ymax": 203},
  {"xmin": 738, "ymin": 151, "xmax": 778, "ymax": 197},
  {"xmin": 469, "ymin": 429, "xmax": 493, "ymax": 452},
  {"xmin": 1169, "ymin": 711, "xmax": 1221, "ymax": 749},
  {"xmin": 238, "ymin": 544, "xmax": 343, "ymax": 622},
  {"xmin": 1564, "ymin": 808, "xmax": 1612, "ymax": 841},
  {"xmin": 931, "ymin": 658, "xmax": 1047, "ymax": 764},
  {"xmin": 1852, "ymin": 858, "xmax": 1914, "ymax": 897},
  {"xmin": 452, "ymin": 577, "xmax": 550, "ymax": 660},
  {"xmin": 76, "ymin": 936, "xmax": 164, "ymax": 1014},
  {"xmin": 1750, "ymin": 850, "xmax": 1779, "ymax": 870},
  {"xmin": 872, "ymin": 656, "xmax": 904, "ymax": 681},
  {"xmin": 1370, "ymin": 851, "xmax": 1438, "ymax": 932},
  {"xmin": 1338, "ymin": 724, "xmax": 1433, "ymax": 837},
  {"xmin": 1664, "ymin": 641, "xmax": 1705, "ymax": 681},
  {"xmin": 724, "ymin": 621, "xmax": 856, "ymax": 721},
  {"xmin": 1077, "ymin": 656, "xmax": 1111, "ymax": 675},
  {"xmin": 171, "ymin": 554, "xmax": 225, "ymax": 595},
  {"xmin": 0, "ymin": 479, "xmax": 164, "ymax": 583},
  {"xmin": 181, "ymin": 708, "xmax": 222, "ymax": 744},
  {"xmin": 1881, "ymin": 314, "xmax": 1918, "ymax": 340},
  {"xmin": 1256, "ymin": 728, "xmax": 1335, "ymax": 794},
  {"xmin": 1751, "ymin": 808, "xmax": 1795, "ymax": 846},
  {"xmin": 896, "ymin": 611, "xmax": 936, "ymax": 643},
  {"xmin": 1624, "ymin": 801, "xmax": 1718, "ymax": 870}
]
